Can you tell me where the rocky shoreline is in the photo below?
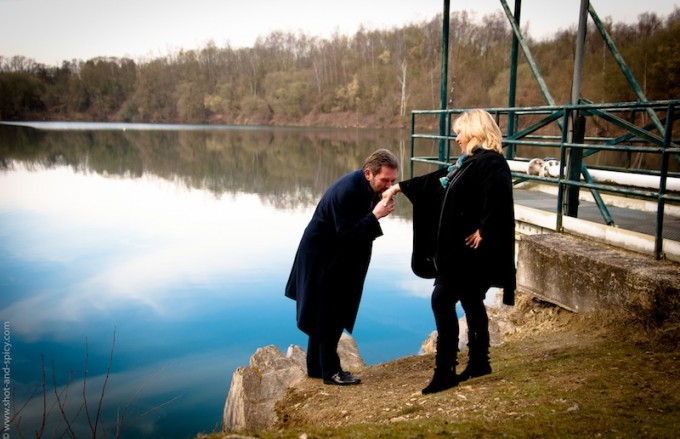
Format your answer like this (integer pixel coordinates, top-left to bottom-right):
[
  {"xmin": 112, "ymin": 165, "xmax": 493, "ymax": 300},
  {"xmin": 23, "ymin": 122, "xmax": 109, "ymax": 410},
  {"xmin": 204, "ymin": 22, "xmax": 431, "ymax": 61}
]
[
  {"xmin": 222, "ymin": 291, "xmax": 517, "ymax": 433},
  {"xmin": 201, "ymin": 289, "xmax": 680, "ymax": 439}
]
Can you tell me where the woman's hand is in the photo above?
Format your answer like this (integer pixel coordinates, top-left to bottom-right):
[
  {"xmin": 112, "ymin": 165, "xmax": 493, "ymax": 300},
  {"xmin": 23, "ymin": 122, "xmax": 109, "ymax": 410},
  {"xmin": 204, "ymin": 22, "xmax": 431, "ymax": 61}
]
[
  {"xmin": 465, "ymin": 229, "xmax": 482, "ymax": 249},
  {"xmin": 381, "ymin": 183, "xmax": 401, "ymax": 205}
]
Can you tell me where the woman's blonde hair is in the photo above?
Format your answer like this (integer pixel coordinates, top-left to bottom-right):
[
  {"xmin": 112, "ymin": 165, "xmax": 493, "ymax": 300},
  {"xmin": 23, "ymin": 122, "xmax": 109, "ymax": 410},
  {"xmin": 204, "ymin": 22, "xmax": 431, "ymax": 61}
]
[{"xmin": 452, "ymin": 109, "xmax": 503, "ymax": 155}]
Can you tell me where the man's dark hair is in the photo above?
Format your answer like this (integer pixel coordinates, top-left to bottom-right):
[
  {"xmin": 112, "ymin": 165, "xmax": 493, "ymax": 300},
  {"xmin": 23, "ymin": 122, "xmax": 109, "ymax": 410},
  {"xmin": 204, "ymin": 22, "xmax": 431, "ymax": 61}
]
[{"xmin": 363, "ymin": 149, "xmax": 399, "ymax": 175}]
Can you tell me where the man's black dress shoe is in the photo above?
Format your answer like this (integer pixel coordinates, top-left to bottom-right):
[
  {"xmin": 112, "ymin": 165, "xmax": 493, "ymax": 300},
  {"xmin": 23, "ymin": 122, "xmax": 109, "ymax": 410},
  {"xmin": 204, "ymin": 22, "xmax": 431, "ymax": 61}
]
[{"xmin": 323, "ymin": 371, "xmax": 361, "ymax": 385}]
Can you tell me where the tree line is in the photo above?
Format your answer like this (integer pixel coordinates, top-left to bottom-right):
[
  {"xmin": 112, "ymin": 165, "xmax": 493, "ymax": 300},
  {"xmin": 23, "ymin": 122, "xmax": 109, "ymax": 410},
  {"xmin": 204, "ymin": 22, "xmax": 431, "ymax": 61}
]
[{"xmin": 1, "ymin": 8, "xmax": 678, "ymax": 127}]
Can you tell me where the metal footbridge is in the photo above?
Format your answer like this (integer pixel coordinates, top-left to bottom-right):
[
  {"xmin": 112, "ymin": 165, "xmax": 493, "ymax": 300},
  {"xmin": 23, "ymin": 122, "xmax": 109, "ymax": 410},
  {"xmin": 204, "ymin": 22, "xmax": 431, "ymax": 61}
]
[{"xmin": 409, "ymin": 1, "xmax": 680, "ymax": 263}]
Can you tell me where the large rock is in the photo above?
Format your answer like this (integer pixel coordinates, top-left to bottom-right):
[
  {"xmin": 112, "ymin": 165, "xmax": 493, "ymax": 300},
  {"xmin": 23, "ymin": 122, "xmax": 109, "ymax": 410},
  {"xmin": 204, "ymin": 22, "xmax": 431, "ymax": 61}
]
[
  {"xmin": 223, "ymin": 333, "xmax": 365, "ymax": 433},
  {"xmin": 222, "ymin": 345, "xmax": 305, "ymax": 433}
]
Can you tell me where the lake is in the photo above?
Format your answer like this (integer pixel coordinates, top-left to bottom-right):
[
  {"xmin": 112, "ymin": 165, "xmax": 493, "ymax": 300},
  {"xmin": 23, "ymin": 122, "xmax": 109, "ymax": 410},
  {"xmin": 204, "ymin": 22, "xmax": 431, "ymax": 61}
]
[{"xmin": 0, "ymin": 122, "xmax": 466, "ymax": 438}]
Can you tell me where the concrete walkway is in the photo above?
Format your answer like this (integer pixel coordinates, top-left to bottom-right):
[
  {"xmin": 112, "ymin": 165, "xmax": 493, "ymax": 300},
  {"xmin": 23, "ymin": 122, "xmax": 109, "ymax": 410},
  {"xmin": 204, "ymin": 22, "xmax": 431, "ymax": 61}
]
[{"xmin": 513, "ymin": 188, "xmax": 680, "ymax": 242}]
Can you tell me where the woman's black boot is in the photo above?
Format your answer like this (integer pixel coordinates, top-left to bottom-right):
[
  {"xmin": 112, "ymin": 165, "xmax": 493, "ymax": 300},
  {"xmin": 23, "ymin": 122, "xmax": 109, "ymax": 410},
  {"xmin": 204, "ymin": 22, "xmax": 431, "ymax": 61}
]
[
  {"xmin": 459, "ymin": 333, "xmax": 491, "ymax": 382},
  {"xmin": 458, "ymin": 356, "xmax": 491, "ymax": 382},
  {"xmin": 422, "ymin": 367, "xmax": 458, "ymax": 394}
]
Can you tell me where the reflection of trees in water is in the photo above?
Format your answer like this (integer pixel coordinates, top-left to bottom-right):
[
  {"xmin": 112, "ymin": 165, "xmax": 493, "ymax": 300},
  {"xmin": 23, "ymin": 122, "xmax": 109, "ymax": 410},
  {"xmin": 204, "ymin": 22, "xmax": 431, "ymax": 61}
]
[
  {"xmin": 4, "ymin": 121, "xmax": 675, "ymax": 216},
  {"xmin": 3, "ymin": 122, "xmax": 675, "ymax": 182},
  {"xmin": 0, "ymin": 125, "xmax": 411, "ymax": 212}
]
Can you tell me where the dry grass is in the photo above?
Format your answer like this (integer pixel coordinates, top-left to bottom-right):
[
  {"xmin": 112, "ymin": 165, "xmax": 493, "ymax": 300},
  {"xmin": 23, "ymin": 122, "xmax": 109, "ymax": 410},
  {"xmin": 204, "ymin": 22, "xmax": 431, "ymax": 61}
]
[{"xmin": 206, "ymin": 294, "xmax": 680, "ymax": 438}]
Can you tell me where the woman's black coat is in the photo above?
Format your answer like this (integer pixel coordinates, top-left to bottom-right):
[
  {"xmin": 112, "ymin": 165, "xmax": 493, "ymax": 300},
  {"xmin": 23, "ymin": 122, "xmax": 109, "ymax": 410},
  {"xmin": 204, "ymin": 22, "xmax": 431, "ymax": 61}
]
[
  {"xmin": 399, "ymin": 149, "xmax": 516, "ymax": 305},
  {"xmin": 285, "ymin": 170, "xmax": 383, "ymax": 338}
]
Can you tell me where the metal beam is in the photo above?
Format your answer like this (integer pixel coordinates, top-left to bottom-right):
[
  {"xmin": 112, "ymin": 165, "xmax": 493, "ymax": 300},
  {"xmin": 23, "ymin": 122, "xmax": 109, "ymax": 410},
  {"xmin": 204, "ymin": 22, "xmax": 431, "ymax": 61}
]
[
  {"xmin": 438, "ymin": 0, "xmax": 450, "ymax": 165},
  {"xmin": 571, "ymin": 0, "xmax": 589, "ymax": 106},
  {"xmin": 499, "ymin": 0, "xmax": 556, "ymax": 108},
  {"xmin": 505, "ymin": 0, "xmax": 522, "ymax": 159},
  {"xmin": 656, "ymin": 103, "xmax": 675, "ymax": 259},
  {"xmin": 588, "ymin": 3, "xmax": 665, "ymax": 135}
]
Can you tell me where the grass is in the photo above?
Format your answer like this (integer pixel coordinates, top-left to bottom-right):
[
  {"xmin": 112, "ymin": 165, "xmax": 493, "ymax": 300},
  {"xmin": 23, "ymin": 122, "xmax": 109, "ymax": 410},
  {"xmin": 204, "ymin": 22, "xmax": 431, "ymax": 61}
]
[{"xmin": 200, "ymin": 294, "xmax": 680, "ymax": 438}]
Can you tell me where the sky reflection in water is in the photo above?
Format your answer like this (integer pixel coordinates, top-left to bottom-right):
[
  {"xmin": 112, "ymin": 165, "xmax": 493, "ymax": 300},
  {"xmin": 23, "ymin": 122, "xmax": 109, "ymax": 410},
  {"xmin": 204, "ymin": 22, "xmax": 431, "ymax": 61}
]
[{"xmin": 0, "ymin": 158, "xmax": 439, "ymax": 438}]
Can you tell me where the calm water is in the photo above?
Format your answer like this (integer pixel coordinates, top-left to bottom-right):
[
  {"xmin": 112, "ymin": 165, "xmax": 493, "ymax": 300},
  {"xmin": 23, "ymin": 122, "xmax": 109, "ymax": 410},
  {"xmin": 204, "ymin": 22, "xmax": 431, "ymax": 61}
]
[{"xmin": 0, "ymin": 122, "xmax": 461, "ymax": 438}]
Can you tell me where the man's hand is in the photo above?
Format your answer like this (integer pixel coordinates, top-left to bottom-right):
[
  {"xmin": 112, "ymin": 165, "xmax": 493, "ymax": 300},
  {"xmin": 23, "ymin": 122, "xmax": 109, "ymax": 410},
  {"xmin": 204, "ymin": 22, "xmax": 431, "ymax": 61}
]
[{"xmin": 373, "ymin": 196, "xmax": 395, "ymax": 219}]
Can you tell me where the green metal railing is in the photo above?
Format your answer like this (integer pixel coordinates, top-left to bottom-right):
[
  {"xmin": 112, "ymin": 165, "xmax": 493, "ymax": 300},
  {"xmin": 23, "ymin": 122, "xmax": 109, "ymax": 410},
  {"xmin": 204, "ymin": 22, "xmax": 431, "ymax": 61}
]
[{"xmin": 409, "ymin": 100, "xmax": 680, "ymax": 259}]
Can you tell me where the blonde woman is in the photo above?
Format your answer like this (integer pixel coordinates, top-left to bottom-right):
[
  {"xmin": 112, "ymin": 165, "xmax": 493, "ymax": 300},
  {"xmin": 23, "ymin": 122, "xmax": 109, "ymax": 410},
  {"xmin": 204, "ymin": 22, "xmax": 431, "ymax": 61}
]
[{"xmin": 382, "ymin": 109, "xmax": 515, "ymax": 394}]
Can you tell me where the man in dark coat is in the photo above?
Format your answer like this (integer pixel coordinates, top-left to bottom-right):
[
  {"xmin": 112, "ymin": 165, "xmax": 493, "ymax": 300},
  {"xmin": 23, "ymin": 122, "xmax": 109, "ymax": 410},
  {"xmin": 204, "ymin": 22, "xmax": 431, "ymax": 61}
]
[{"xmin": 285, "ymin": 149, "xmax": 399, "ymax": 385}]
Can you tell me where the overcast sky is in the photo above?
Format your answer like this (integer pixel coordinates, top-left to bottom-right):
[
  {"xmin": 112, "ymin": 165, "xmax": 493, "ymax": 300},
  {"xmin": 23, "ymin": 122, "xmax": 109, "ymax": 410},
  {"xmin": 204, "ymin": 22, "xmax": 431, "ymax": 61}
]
[{"xmin": 0, "ymin": 0, "xmax": 677, "ymax": 66}]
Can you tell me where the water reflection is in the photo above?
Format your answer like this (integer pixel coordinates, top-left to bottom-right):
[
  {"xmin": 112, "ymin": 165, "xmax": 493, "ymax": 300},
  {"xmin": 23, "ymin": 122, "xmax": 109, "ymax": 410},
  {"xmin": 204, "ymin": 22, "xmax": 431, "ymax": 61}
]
[
  {"xmin": 0, "ymin": 123, "xmax": 426, "ymax": 211},
  {"xmin": 2, "ymin": 165, "xmax": 307, "ymax": 337},
  {"xmin": 0, "ymin": 123, "xmax": 438, "ymax": 438}
]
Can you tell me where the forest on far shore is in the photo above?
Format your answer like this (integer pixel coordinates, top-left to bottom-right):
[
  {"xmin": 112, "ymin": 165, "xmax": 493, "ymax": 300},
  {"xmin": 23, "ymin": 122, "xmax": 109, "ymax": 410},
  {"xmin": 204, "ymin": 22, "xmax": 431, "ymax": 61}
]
[{"xmin": 1, "ymin": 8, "xmax": 678, "ymax": 128}]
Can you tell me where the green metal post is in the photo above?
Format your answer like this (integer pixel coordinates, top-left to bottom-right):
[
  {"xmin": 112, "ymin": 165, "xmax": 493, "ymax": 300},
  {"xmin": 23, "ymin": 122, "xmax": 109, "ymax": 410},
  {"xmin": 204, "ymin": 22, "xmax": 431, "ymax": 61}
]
[
  {"xmin": 410, "ymin": 112, "xmax": 416, "ymax": 178},
  {"xmin": 565, "ymin": 115, "xmax": 585, "ymax": 218},
  {"xmin": 655, "ymin": 103, "xmax": 674, "ymax": 259},
  {"xmin": 506, "ymin": 0, "xmax": 521, "ymax": 159},
  {"xmin": 438, "ymin": 0, "xmax": 450, "ymax": 165},
  {"xmin": 556, "ymin": 107, "xmax": 571, "ymax": 231},
  {"xmin": 571, "ymin": 0, "xmax": 588, "ymax": 107},
  {"xmin": 564, "ymin": 0, "xmax": 589, "ymax": 218}
]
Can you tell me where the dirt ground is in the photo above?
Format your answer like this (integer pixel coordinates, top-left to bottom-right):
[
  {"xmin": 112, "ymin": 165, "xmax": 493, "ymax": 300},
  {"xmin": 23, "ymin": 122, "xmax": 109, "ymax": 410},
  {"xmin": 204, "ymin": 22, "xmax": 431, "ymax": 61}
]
[
  {"xmin": 275, "ymin": 294, "xmax": 679, "ymax": 437},
  {"xmin": 274, "ymin": 295, "xmax": 584, "ymax": 426},
  {"xmin": 212, "ymin": 293, "xmax": 680, "ymax": 438}
]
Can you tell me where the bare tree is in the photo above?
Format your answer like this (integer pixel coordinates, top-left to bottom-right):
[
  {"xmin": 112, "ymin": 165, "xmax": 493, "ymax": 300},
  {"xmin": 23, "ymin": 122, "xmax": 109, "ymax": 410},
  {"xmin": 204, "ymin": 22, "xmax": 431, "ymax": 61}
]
[
  {"xmin": 398, "ymin": 60, "xmax": 408, "ymax": 117},
  {"xmin": 10, "ymin": 328, "xmax": 179, "ymax": 438}
]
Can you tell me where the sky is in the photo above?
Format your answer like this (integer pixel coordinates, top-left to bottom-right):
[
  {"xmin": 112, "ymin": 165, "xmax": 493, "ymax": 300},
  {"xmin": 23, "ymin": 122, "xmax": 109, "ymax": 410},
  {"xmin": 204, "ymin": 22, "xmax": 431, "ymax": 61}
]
[{"xmin": 0, "ymin": 0, "xmax": 678, "ymax": 66}]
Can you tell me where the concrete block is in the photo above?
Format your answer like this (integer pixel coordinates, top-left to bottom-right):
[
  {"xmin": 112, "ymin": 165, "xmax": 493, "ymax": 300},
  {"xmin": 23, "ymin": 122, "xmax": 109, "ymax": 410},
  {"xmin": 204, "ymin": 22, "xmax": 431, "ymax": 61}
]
[{"xmin": 517, "ymin": 233, "xmax": 680, "ymax": 324}]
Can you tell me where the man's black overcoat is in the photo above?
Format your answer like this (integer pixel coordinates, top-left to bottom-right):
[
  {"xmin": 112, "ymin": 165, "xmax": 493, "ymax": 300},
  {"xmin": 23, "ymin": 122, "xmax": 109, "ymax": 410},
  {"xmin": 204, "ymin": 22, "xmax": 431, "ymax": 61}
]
[
  {"xmin": 285, "ymin": 169, "xmax": 383, "ymax": 338},
  {"xmin": 399, "ymin": 149, "xmax": 516, "ymax": 305}
]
